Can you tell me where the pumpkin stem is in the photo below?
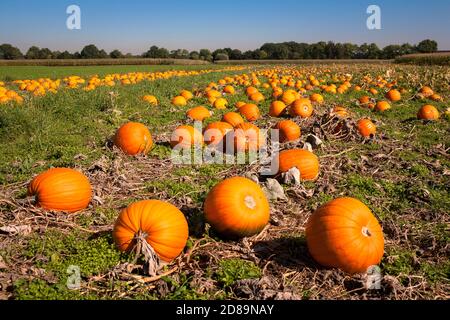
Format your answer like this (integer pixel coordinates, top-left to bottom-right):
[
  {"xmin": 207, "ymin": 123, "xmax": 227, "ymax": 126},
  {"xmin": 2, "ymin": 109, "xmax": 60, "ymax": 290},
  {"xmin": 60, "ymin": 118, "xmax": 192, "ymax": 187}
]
[
  {"xmin": 244, "ymin": 196, "xmax": 257, "ymax": 209},
  {"xmin": 133, "ymin": 230, "xmax": 161, "ymax": 276},
  {"xmin": 362, "ymin": 226, "xmax": 372, "ymax": 237}
]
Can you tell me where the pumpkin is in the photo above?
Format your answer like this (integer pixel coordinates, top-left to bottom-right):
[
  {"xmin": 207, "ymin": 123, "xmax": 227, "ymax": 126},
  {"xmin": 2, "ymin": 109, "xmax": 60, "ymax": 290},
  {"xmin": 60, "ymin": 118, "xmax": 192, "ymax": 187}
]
[
  {"xmin": 305, "ymin": 197, "xmax": 384, "ymax": 274},
  {"xmin": 359, "ymin": 96, "xmax": 370, "ymax": 105},
  {"xmin": 417, "ymin": 105, "xmax": 439, "ymax": 120},
  {"xmin": 332, "ymin": 106, "xmax": 349, "ymax": 118},
  {"xmin": 289, "ymin": 98, "xmax": 314, "ymax": 118},
  {"xmin": 239, "ymin": 103, "xmax": 261, "ymax": 122},
  {"xmin": 28, "ymin": 168, "xmax": 92, "ymax": 213},
  {"xmin": 235, "ymin": 101, "xmax": 246, "ymax": 109},
  {"xmin": 269, "ymin": 101, "xmax": 287, "ymax": 117},
  {"xmin": 386, "ymin": 89, "xmax": 401, "ymax": 102},
  {"xmin": 172, "ymin": 95, "xmax": 187, "ymax": 106},
  {"xmin": 143, "ymin": 95, "xmax": 158, "ymax": 105},
  {"xmin": 275, "ymin": 120, "xmax": 301, "ymax": 143},
  {"xmin": 222, "ymin": 112, "xmax": 244, "ymax": 127},
  {"xmin": 429, "ymin": 93, "xmax": 443, "ymax": 102},
  {"xmin": 375, "ymin": 101, "xmax": 391, "ymax": 112},
  {"xmin": 186, "ymin": 106, "xmax": 211, "ymax": 121},
  {"xmin": 272, "ymin": 87, "xmax": 283, "ymax": 98},
  {"xmin": 277, "ymin": 149, "xmax": 319, "ymax": 181},
  {"xmin": 357, "ymin": 119, "xmax": 376, "ymax": 137},
  {"xmin": 170, "ymin": 125, "xmax": 203, "ymax": 149},
  {"xmin": 213, "ymin": 97, "xmax": 228, "ymax": 109},
  {"xmin": 206, "ymin": 89, "xmax": 222, "ymax": 99},
  {"xmin": 203, "ymin": 122, "xmax": 233, "ymax": 147},
  {"xmin": 223, "ymin": 85, "xmax": 235, "ymax": 95},
  {"xmin": 113, "ymin": 200, "xmax": 188, "ymax": 274},
  {"xmin": 180, "ymin": 90, "xmax": 193, "ymax": 100},
  {"xmin": 245, "ymin": 86, "xmax": 259, "ymax": 96},
  {"xmin": 204, "ymin": 177, "xmax": 270, "ymax": 239},
  {"xmin": 369, "ymin": 88, "xmax": 378, "ymax": 95},
  {"xmin": 420, "ymin": 86, "xmax": 434, "ymax": 97},
  {"xmin": 234, "ymin": 123, "xmax": 264, "ymax": 152},
  {"xmin": 249, "ymin": 92, "xmax": 265, "ymax": 103},
  {"xmin": 310, "ymin": 93, "xmax": 324, "ymax": 104},
  {"xmin": 114, "ymin": 122, "xmax": 153, "ymax": 155},
  {"xmin": 281, "ymin": 89, "xmax": 299, "ymax": 105}
]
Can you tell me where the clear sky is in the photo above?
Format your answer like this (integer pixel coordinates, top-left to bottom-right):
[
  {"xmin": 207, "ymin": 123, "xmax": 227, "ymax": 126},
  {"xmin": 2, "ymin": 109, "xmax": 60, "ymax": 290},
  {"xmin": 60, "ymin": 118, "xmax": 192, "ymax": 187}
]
[{"xmin": 0, "ymin": 0, "xmax": 449, "ymax": 54}]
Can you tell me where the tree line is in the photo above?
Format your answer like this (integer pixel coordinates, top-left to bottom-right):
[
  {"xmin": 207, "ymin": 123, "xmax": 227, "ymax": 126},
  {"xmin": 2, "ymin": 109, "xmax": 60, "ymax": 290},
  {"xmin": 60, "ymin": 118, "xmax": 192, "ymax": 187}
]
[{"xmin": 0, "ymin": 40, "xmax": 438, "ymax": 61}]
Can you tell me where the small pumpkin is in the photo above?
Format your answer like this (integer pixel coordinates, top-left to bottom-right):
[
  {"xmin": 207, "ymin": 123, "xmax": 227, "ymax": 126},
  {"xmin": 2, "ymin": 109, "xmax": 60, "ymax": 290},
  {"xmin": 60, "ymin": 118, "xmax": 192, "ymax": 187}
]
[
  {"xmin": 357, "ymin": 119, "xmax": 376, "ymax": 138},
  {"xmin": 222, "ymin": 112, "xmax": 244, "ymax": 127},
  {"xmin": 204, "ymin": 177, "xmax": 270, "ymax": 239},
  {"xmin": 239, "ymin": 103, "xmax": 261, "ymax": 122},
  {"xmin": 180, "ymin": 90, "xmax": 194, "ymax": 101},
  {"xmin": 375, "ymin": 101, "xmax": 391, "ymax": 112},
  {"xmin": 269, "ymin": 101, "xmax": 287, "ymax": 117},
  {"xmin": 358, "ymin": 96, "xmax": 371, "ymax": 105},
  {"xmin": 245, "ymin": 86, "xmax": 259, "ymax": 97},
  {"xmin": 310, "ymin": 93, "xmax": 324, "ymax": 104},
  {"xmin": 275, "ymin": 120, "xmax": 301, "ymax": 143},
  {"xmin": 113, "ymin": 200, "xmax": 188, "ymax": 274},
  {"xmin": 114, "ymin": 122, "xmax": 153, "ymax": 155},
  {"xmin": 223, "ymin": 85, "xmax": 235, "ymax": 95},
  {"xmin": 249, "ymin": 92, "xmax": 265, "ymax": 103},
  {"xmin": 170, "ymin": 125, "xmax": 203, "ymax": 149},
  {"xmin": 386, "ymin": 89, "xmax": 401, "ymax": 102},
  {"xmin": 143, "ymin": 95, "xmax": 158, "ymax": 105},
  {"xmin": 172, "ymin": 96, "xmax": 187, "ymax": 106},
  {"xmin": 420, "ymin": 86, "xmax": 434, "ymax": 97},
  {"xmin": 235, "ymin": 101, "xmax": 246, "ymax": 109},
  {"xmin": 417, "ymin": 105, "xmax": 439, "ymax": 120},
  {"xmin": 206, "ymin": 89, "xmax": 222, "ymax": 99},
  {"xmin": 289, "ymin": 98, "xmax": 314, "ymax": 118},
  {"xmin": 332, "ymin": 106, "xmax": 349, "ymax": 118},
  {"xmin": 305, "ymin": 197, "xmax": 385, "ymax": 274},
  {"xmin": 186, "ymin": 106, "xmax": 211, "ymax": 121},
  {"xmin": 277, "ymin": 149, "xmax": 319, "ymax": 181},
  {"xmin": 281, "ymin": 89, "xmax": 299, "ymax": 105},
  {"xmin": 28, "ymin": 168, "xmax": 92, "ymax": 213},
  {"xmin": 213, "ymin": 97, "xmax": 228, "ymax": 109},
  {"xmin": 234, "ymin": 122, "xmax": 264, "ymax": 152},
  {"xmin": 203, "ymin": 122, "xmax": 233, "ymax": 147}
]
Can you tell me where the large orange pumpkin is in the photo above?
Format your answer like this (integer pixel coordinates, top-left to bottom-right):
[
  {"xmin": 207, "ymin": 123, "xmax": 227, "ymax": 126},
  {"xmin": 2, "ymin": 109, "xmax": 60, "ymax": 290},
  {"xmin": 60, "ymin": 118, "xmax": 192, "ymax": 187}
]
[
  {"xmin": 375, "ymin": 101, "xmax": 391, "ymax": 112},
  {"xmin": 417, "ymin": 105, "xmax": 439, "ymax": 120},
  {"xmin": 269, "ymin": 101, "xmax": 287, "ymax": 117},
  {"xmin": 28, "ymin": 168, "xmax": 92, "ymax": 213},
  {"xmin": 249, "ymin": 92, "xmax": 265, "ymax": 103},
  {"xmin": 234, "ymin": 123, "xmax": 264, "ymax": 152},
  {"xmin": 180, "ymin": 90, "xmax": 193, "ymax": 101},
  {"xmin": 357, "ymin": 119, "xmax": 377, "ymax": 138},
  {"xmin": 245, "ymin": 86, "xmax": 259, "ymax": 97},
  {"xmin": 274, "ymin": 120, "xmax": 301, "ymax": 143},
  {"xmin": 305, "ymin": 197, "xmax": 385, "ymax": 274},
  {"xmin": 186, "ymin": 106, "xmax": 211, "ymax": 121},
  {"xmin": 171, "ymin": 95, "xmax": 187, "ymax": 106},
  {"xmin": 113, "ymin": 200, "xmax": 188, "ymax": 264},
  {"xmin": 222, "ymin": 112, "xmax": 244, "ymax": 127},
  {"xmin": 281, "ymin": 89, "xmax": 299, "ymax": 105},
  {"xmin": 203, "ymin": 122, "xmax": 233, "ymax": 147},
  {"xmin": 204, "ymin": 177, "xmax": 270, "ymax": 238},
  {"xmin": 239, "ymin": 103, "xmax": 261, "ymax": 122},
  {"xmin": 289, "ymin": 98, "xmax": 314, "ymax": 118},
  {"xmin": 114, "ymin": 122, "xmax": 153, "ymax": 155},
  {"xmin": 170, "ymin": 125, "xmax": 203, "ymax": 149},
  {"xmin": 277, "ymin": 149, "xmax": 319, "ymax": 181},
  {"xmin": 386, "ymin": 89, "xmax": 401, "ymax": 102}
]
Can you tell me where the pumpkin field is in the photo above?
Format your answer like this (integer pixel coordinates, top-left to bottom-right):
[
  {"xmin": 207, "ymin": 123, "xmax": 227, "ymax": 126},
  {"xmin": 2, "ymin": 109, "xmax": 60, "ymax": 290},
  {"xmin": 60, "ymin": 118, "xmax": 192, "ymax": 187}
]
[{"xmin": 0, "ymin": 62, "xmax": 449, "ymax": 300}]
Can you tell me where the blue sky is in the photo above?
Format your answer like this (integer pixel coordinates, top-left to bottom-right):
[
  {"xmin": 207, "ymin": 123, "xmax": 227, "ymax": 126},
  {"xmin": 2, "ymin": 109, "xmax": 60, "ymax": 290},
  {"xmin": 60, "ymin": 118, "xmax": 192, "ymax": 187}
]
[{"xmin": 0, "ymin": 0, "xmax": 449, "ymax": 54}]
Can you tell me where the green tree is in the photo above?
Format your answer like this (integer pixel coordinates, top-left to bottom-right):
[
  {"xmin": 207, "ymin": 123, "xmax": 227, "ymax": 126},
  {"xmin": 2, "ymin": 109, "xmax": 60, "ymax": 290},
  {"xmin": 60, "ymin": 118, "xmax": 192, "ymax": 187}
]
[
  {"xmin": 109, "ymin": 49, "xmax": 123, "ymax": 58},
  {"xmin": 214, "ymin": 53, "xmax": 229, "ymax": 61},
  {"xmin": 416, "ymin": 39, "xmax": 438, "ymax": 53},
  {"xmin": 0, "ymin": 44, "xmax": 23, "ymax": 60},
  {"xmin": 25, "ymin": 46, "xmax": 41, "ymax": 59},
  {"xmin": 80, "ymin": 44, "xmax": 101, "ymax": 59},
  {"xmin": 189, "ymin": 51, "xmax": 200, "ymax": 60}
]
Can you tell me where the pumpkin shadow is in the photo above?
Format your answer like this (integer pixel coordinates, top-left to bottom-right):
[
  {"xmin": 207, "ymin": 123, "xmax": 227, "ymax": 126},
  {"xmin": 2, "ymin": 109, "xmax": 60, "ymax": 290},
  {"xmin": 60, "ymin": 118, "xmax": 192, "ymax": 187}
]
[
  {"xmin": 252, "ymin": 236, "xmax": 320, "ymax": 271},
  {"xmin": 400, "ymin": 117, "xmax": 418, "ymax": 123},
  {"xmin": 180, "ymin": 206, "xmax": 205, "ymax": 238}
]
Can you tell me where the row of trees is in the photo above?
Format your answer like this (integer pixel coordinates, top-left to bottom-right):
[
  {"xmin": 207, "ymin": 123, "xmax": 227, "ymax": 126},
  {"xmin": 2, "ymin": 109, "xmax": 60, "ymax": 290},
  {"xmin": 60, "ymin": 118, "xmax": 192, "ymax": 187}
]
[{"xmin": 0, "ymin": 40, "xmax": 438, "ymax": 61}]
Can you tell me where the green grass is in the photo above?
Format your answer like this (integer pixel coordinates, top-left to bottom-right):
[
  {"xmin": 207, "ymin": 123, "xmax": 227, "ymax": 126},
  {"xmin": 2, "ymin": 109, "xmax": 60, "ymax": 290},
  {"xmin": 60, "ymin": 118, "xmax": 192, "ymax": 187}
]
[{"xmin": 214, "ymin": 259, "xmax": 262, "ymax": 287}]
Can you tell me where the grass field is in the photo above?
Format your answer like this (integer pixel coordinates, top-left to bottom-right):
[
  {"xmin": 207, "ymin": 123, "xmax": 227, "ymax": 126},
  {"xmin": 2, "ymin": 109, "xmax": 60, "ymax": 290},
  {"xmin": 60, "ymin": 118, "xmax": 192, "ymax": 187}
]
[{"xmin": 0, "ymin": 63, "xmax": 449, "ymax": 300}]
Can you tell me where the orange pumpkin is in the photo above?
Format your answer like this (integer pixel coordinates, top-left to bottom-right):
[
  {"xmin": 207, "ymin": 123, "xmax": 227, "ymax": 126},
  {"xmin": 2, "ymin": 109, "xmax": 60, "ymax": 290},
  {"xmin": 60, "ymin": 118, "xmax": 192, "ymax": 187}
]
[
  {"xmin": 357, "ymin": 119, "xmax": 377, "ymax": 138},
  {"xmin": 332, "ymin": 106, "xmax": 349, "ymax": 118},
  {"xmin": 203, "ymin": 122, "xmax": 233, "ymax": 147},
  {"xmin": 310, "ymin": 93, "xmax": 324, "ymax": 104},
  {"xmin": 269, "ymin": 101, "xmax": 287, "ymax": 117},
  {"xmin": 204, "ymin": 177, "xmax": 270, "ymax": 238},
  {"xmin": 375, "ymin": 101, "xmax": 391, "ymax": 112},
  {"xmin": 386, "ymin": 89, "xmax": 401, "ymax": 102},
  {"xmin": 143, "ymin": 95, "xmax": 158, "ymax": 105},
  {"xmin": 213, "ymin": 97, "xmax": 228, "ymax": 109},
  {"xmin": 206, "ymin": 89, "xmax": 222, "ymax": 99},
  {"xmin": 249, "ymin": 92, "xmax": 265, "ymax": 103},
  {"xmin": 114, "ymin": 122, "xmax": 153, "ymax": 155},
  {"xmin": 358, "ymin": 96, "xmax": 370, "ymax": 105},
  {"xmin": 180, "ymin": 90, "xmax": 193, "ymax": 101},
  {"xmin": 245, "ymin": 86, "xmax": 259, "ymax": 96},
  {"xmin": 277, "ymin": 149, "xmax": 319, "ymax": 181},
  {"xmin": 113, "ymin": 200, "xmax": 188, "ymax": 262},
  {"xmin": 170, "ymin": 125, "xmax": 203, "ymax": 149},
  {"xmin": 223, "ymin": 85, "xmax": 235, "ymax": 95},
  {"xmin": 28, "ymin": 168, "xmax": 92, "ymax": 213},
  {"xmin": 281, "ymin": 89, "xmax": 299, "ymax": 105},
  {"xmin": 417, "ymin": 105, "xmax": 439, "ymax": 120},
  {"xmin": 305, "ymin": 197, "xmax": 385, "ymax": 274},
  {"xmin": 222, "ymin": 112, "xmax": 244, "ymax": 127},
  {"xmin": 289, "ymin": 98, "xmax": 314, "ymax": 118},
  {"xmin": 275, "ymin": 120, "xmax": 301, "ymax": 143},
  {"xmin": 420, "ymin": 86, "xmax": 434, "ymax": 97},
  {"xmin": 172, "ymin": 96, "xmax": 187, "ymax": 106},
  {"xmin": 234, "ymin": 123, "xmax": 264, "ymax": 152},
  {"xmin": 235, "ymin": 101, "xmax": 246, "ymax": 109},
  {"xmin": 186, "ymin": 106, "xmax": 211, "ymax": 121},
  {"xmin": 239, "ymin": 103, "xmax": 261, "ymax": 122}
]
